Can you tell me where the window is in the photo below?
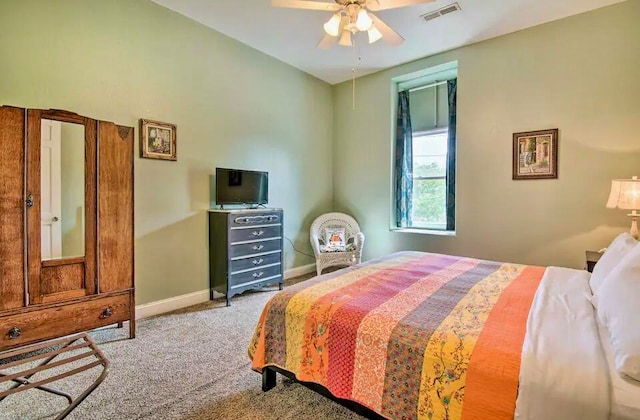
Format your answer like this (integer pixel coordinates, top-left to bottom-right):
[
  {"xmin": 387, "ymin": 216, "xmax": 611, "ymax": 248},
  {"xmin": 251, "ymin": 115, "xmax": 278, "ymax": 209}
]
[
  {"xmin": 393, "ymin": 68, "xmax": 457, "ymax": 233},
  {"xmin": 412, "ymin": 130, "xmax": 448, "ymax": 230}
]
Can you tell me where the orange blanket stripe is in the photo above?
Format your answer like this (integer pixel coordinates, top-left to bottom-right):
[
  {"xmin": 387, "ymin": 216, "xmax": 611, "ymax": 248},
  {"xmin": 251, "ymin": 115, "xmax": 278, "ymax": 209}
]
[{"xmin": 461, "ymin": 265, "xmax": 545, "ymax": 420}]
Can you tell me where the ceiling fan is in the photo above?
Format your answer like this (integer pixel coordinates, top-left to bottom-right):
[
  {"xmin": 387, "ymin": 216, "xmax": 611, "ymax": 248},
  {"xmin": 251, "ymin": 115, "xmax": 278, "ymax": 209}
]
[{"xmin": 272, "ymin": 0, "xmax": 436, "ymax": 49}]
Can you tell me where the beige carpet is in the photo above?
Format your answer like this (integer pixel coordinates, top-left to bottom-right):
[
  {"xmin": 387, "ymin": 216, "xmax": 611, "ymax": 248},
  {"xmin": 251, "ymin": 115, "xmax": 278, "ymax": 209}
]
[{"xmin": 1, "ymin": 273, "xmax": 365, "ymax": 420}]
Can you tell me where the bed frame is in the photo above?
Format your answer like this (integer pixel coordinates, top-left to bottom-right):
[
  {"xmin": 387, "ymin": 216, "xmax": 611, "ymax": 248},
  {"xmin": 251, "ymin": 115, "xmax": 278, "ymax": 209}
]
[{"xmin": 261, "ymin": 366, "xmax": 386, "ymax": 420}]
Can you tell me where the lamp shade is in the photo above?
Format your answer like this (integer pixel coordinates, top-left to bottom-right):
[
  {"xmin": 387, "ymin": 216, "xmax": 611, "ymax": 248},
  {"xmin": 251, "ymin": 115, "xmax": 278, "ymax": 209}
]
[
  {"xmin": 323, "ymin": 13, "xmax": 341, "ymax": 37},
  {"xmin": 606, "ymin": 176, "xmax": 640, "ymax": 210},
  {"xmin": 356, "ymin": 9, "xmax": 373, "ymax": 31},
  {"xmin": 367, "ymin": 25, "xmax": 383, "ymax": 44}
]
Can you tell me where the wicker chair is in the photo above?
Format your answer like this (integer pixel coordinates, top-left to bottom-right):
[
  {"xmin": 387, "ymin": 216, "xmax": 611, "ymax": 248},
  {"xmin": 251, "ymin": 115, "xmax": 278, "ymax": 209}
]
[{"xmin": 310, "ymin": 212, "xmax": 365, "ymax": 276}]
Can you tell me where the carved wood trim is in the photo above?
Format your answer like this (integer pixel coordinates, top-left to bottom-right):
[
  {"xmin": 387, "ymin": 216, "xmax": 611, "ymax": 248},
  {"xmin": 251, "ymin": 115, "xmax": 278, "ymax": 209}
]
[
  {"xmin": 118, "ymin": 126, "xmax": 131, "ymax": 140},
  {"xmin": 40, "ymin": 109, "xmax": 86, "ymax": 125}
]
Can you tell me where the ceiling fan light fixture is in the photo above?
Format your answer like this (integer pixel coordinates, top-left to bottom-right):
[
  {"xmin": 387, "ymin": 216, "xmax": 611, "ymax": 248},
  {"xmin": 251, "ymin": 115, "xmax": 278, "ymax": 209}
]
[
  {"xmin": 339, "ymin": 30, "xmax": 352, "ymax": 46},
  {"xmin": 367, "ymin": 24, "xmax": 383, "ymax": 44},
  {"xmin": 323, "ymin": 13, "xmax": 341, "ymax": 37},
  {"xmin": 355, "ymin": 9, "xmax": 373, "ymax": 31}
]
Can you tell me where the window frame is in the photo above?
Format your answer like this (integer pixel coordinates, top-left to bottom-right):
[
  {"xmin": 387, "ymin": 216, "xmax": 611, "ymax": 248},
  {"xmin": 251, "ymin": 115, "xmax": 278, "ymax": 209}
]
[{"xmin": 389, "ymin": 62, "xmax": 458, "ymax": 236}]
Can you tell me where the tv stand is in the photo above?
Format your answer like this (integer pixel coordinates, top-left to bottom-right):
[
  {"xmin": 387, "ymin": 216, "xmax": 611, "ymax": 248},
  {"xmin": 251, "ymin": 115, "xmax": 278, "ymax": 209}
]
[{"xmin": 208, "ymin": 208, "xmax": 284, "ymax": 306}]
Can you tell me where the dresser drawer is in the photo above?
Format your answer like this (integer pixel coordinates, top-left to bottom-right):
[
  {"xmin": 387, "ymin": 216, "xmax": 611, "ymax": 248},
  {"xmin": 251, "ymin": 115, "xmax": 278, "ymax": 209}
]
[
  {"xmin": 230, "ymin": 252, "xmax": 281, "ymax": 274},
  {"xmin": 230, "ymin": 212, "xmax": 281, "ymax": 228},
  {"xmin": 229, "ymin": 225, "xmax": 281, "ymax": 244},
  {"xmin": 230, "ymin": 238, "xmax": 282, "ymax": 259},
  {"xmin": 229, "ymin": 265, "xmax": 282, "ymax": 289},
  {"xmin": 0, "ymin": 293, "xmax": 130, "ymax": 349}
]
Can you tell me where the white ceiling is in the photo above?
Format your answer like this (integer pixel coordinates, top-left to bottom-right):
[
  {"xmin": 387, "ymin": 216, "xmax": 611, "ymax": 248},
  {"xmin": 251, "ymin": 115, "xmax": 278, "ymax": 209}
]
[{"xmin": 151, "ymin": 0, "xmax": 626, "ymax": 84}]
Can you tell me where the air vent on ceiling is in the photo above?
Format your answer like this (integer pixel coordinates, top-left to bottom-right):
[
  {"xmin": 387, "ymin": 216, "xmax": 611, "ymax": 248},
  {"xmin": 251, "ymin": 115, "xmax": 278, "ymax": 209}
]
[{"xmin": 420, "ymin": 3, "xmax": 461, "ymax": 22}]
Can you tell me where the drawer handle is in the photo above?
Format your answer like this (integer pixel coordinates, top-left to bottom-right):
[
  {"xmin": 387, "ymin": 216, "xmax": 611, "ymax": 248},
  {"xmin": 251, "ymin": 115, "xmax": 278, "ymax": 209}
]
[
  {"xmin": 252, "ymin": 230, "xmax": 265, "ymax": 237},
  {"xmin": 252, "ymin": 258, "xmax": 264, "ymax": 265},
  {"xmin": 100, "ymin": 307, "xmax": 113, "ymax": 319},
  {"xmin": 252, "ymin": 244, "xmax": 264, "ymax": 251},
  {"xmin": 8, "ymin": 327, "xmax": 21, "ymax": 340},
  {"xmin": 252, "ymin": 271, "xmax": 265, "ymax": 278}
]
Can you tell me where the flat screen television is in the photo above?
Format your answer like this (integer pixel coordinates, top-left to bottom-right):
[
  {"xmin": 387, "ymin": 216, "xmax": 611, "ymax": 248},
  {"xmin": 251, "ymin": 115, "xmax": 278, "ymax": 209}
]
[{"xmin": 215, "ymin": 168, "xmax": 268, "ymax": 206}]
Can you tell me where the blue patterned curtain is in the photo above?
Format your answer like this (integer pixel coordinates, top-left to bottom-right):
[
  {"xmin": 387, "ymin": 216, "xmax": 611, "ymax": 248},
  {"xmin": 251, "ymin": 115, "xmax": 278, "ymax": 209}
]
[
  {"xmin": 395, "ymin": 91, "xmax": 413, "ymax": 228},
  {"xmin": 446, "ymin": 79, "xmax": 457, "ymax": 231}
]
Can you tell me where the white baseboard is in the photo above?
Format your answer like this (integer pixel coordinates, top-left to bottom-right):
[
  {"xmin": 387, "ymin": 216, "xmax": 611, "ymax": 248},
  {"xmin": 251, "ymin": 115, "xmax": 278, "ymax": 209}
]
[
  {"xmin": 135, "ymin": 289, "xmax": 210, "ymax": 320},
  {"xmin": 285, "ymin": 263, "xmax": 316, "ymax": 279},
  {"xmin": 135, "ymin": 263, "xmax": 317, "ymax": 320}
]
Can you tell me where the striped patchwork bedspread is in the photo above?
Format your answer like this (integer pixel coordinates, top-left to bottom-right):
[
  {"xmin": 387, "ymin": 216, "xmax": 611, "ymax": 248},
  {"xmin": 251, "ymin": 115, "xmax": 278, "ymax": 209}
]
[{"xmin": 249, "ymin": 251, "xmax": 545, "ymax": 419}]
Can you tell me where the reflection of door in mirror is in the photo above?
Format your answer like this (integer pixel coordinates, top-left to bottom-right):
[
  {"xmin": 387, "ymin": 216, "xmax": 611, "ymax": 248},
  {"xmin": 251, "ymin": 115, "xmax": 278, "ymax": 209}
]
[{"xmin": 40, "ymin": 119, "xmax": 85, "ymax": 261}]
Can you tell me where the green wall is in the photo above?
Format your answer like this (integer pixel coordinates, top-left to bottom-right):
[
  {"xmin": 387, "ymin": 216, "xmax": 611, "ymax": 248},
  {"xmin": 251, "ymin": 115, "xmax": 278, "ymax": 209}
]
[
  {"xmin": 0, "ymin": 0, "xmax": 333, "ymax": 304},
  {"xmin": 332, "ymin": 0, "xmax": 640, "ymax": 269}
]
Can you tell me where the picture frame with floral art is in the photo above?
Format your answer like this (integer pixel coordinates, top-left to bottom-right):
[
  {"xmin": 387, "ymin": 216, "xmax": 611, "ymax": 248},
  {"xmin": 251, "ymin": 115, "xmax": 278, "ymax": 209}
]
[{"xmin": 140, "ymin": 119, "xmax": 177, "ymax": 161}]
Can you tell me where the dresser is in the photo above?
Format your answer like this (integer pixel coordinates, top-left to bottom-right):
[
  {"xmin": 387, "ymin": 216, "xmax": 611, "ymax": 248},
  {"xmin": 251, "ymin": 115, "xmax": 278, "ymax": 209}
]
[{"xmin": 208, "ymin": 209, "xmax": 284, "ymax": 306}]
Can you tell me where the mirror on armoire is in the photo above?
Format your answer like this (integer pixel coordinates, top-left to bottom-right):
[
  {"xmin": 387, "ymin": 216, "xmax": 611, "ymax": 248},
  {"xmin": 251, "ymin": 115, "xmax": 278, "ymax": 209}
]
[{"xmin": 40, "ymin": 119, "xmax": 86, "ymax": 261}]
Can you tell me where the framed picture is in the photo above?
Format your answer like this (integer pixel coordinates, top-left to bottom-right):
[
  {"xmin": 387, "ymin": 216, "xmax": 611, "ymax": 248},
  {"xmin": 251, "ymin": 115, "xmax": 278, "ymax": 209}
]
[
  {"xmin": 512, "ymin": 129, "xmax": 558, "ymax": 180},
  {"xmin": 140, "ymin": 119, "xmax": 177, "ymax": 161}
]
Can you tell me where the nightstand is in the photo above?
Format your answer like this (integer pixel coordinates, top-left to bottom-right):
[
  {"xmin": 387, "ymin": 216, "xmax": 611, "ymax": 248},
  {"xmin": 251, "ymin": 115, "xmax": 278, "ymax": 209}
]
[{"xmin": 586, "ymin": 250, "xmax": 603, "ymax": 273}]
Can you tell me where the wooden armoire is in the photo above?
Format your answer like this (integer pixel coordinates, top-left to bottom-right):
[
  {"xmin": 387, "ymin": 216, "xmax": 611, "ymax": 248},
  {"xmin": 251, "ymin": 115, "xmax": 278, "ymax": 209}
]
[{"xmin": 0, "ymin": 106, "xmax": 135, "ymax": 350}]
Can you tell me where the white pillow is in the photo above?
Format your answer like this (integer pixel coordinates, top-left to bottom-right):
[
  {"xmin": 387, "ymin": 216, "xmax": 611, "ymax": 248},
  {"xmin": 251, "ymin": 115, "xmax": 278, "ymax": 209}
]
[
  {"xmin": 590, "ymin": 233, "xmax": 637, "ymax": 296},
  {"xmin": 597, "ymin": 242, "xmax": 640, "ymax": 381}
]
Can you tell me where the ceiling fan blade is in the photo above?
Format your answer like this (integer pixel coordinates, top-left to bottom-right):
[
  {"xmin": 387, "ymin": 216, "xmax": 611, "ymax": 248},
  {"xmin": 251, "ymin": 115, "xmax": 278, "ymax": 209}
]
[
  {"xmin": 271, "ymin": 0, "xmax": 341, "ymax": 11},
  {"xmin": 370, "ymin": 14, "xmax": 404, "ymax": 46},
  {"xmin": 317, "ymin": 33, "xmax": 338, "ymax": 49},
  {"xmin": 366, "ymin": 0, "xmax": 435, "ymax": 11},
  {"xmin": 338, "ymin": 30, "xmax": 353, "ymax": 46}
]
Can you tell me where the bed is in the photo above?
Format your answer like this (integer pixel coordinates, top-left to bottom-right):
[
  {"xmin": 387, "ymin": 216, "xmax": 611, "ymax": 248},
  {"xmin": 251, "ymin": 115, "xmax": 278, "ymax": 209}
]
[{"xmin": 248, "ymin": 251, "xmax": 640, "ymax": 419}]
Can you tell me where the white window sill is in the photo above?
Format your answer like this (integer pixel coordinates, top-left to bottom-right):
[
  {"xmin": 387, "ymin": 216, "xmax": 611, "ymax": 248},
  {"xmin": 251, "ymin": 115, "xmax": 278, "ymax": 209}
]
[{"xmin": 390, "ymin": 228, "xmax": 456, "ymax": 236}]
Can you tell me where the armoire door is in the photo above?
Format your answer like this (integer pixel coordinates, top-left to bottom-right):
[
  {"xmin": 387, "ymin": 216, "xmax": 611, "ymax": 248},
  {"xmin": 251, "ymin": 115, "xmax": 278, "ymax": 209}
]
[
  {"xmin": 0, "ymin": 106, "xmax": 26, "ymax": 311},
  {"xmin": 98, "ymin": 122, "xmax": 134, "ymax": 293},
  {"xmin": 26, "ymin": 110, "xmax": 97, "ymax": 305}
]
